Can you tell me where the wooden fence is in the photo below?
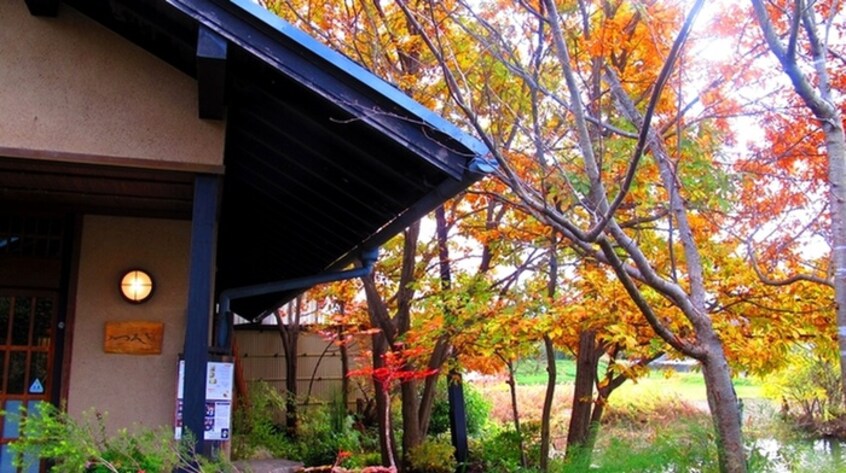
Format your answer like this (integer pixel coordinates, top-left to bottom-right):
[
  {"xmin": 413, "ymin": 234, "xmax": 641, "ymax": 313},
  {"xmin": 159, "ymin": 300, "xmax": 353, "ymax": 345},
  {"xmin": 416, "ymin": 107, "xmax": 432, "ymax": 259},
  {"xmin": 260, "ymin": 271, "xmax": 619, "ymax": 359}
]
[{"xmin": 233, "ymin": 327, "xmax": 370, "ymax": 406}]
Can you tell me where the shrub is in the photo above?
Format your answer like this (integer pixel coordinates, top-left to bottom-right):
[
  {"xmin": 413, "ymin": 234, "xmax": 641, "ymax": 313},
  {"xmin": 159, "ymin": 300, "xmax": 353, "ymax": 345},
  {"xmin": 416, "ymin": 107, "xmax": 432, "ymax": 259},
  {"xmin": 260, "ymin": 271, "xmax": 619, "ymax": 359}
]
[
  {"xmin": 407, "ymin": 437, "xmax": 456, "ymax": 473},
  {"xmin": 232, "ymin": 381, "xmax": 374, "ymax": 467},
  {"xmin": 429, "ymin": 378, "xmax": 491, "ymax": 436},
  {"xmin": 763, "ymin": 347, "xmax": 843, "ymax": 423},
  {"xmin": 231, "ymin": 382, "xmax": 297, "ymax": 460},
  {"xmin": 470, "ymin": 422, "xmax": 541, "ymax": 473},
  {"xmin": 296, "ymin": 406, "xmax": 362, "ymax": 466},
  {"xmin": 4, "ymin": 402, "xmax": 232, "ymax": 473}
]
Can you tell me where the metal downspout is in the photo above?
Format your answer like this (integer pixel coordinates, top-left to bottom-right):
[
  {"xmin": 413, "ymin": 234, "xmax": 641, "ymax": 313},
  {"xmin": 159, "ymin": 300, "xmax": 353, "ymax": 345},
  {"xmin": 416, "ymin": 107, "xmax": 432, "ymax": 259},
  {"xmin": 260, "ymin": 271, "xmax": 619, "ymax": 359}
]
[{"xmin": 215, "ymin": 247, "xmax": 379, "ymax": 351}]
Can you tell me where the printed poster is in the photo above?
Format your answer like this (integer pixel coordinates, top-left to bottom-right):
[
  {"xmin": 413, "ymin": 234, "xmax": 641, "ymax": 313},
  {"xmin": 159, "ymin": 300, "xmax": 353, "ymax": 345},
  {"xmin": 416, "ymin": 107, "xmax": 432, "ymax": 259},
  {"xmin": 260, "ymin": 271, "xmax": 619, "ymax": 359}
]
[{"xmin": 174, "ymin": 359, "xmax": 234, "ymax": 441}]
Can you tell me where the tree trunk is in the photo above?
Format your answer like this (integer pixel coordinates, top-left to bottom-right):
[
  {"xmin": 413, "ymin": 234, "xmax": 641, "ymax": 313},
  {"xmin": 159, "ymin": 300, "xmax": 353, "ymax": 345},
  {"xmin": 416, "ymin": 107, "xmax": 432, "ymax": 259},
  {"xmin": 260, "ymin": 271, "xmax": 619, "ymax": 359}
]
[
  {"xmin": 372, "ymin": 333, "xmax": 398, "ymax": 468},
  {"xmin": 339, "ymin": 326, "xmax": 350, "ymax": 409},
  {"xmin": 700, "ymin": 335, "xmax": 746, "ymax": 473},
  {"xmin": 284, "ymin": 342, "xmax": 298, "ymax": 436},
  {"xmin": 401, "ymin": 378, "xmax": 422, "ymax": 469},
  {"xmin": 749, "ymin": 0, "xmax": 846, "ymax": 410},
  {"xmin": 505, "ymin": 359, "xmax": 528, "ymax": 468},
  {"xmin": 418, "ymin": 337, "xmax": 451, "ymax": 436},
  {"xmin": 826, "ymin": 123, "xmax": 846, "ymax": 403},
  {"xmin": 565, "ymin": 329, "xmax": 600, "ymax": 465},
  {"xmin": 276, "ymin": 303, "xmax": 300, "ymax": 437},
  {"xmin": 540, "ymin": 334, "xmax": 556, "ymax": 472}
]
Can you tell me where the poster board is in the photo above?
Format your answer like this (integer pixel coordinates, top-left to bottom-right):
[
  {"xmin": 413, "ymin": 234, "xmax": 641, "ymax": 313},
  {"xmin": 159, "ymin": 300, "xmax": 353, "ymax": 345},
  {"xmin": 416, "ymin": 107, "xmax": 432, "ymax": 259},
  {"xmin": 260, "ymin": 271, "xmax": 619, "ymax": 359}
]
[{"xmin": 174, "ymin": 359, "xmax": 234, "ymax": 441}]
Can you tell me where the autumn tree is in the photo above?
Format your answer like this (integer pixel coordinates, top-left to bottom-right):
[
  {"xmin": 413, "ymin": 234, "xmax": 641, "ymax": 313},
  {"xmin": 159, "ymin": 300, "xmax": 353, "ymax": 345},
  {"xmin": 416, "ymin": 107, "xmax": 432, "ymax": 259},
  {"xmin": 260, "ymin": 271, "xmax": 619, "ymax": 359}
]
[
  {"xmin": 743, "ymin": 0, "xmax": 846, "ymax": 399},
  {"xmin": 360, "ymin": 195, "xmax": 520, "ymax": 468},
  {"xmin": 258, "ymin": 2, "xmax": 521, "ymax": 468},
  {"xmin": 384, "ymin": 0, "xmax": 757, "ymax": 470},
  {"xmin": 550, "ymin": 261, "xmax": 666, "ymax": 466},
  {"xmin": 255, "ymin": 1, "xmax": 843, "ymax": 471}
]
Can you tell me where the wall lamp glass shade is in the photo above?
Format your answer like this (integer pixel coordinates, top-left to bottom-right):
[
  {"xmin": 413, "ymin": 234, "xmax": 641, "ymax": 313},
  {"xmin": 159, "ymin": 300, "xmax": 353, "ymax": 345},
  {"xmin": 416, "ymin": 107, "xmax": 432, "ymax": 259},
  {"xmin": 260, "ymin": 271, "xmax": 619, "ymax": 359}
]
[{"xmin": 120, "ymin": 269, "xmax": 154, "ymax": 303}]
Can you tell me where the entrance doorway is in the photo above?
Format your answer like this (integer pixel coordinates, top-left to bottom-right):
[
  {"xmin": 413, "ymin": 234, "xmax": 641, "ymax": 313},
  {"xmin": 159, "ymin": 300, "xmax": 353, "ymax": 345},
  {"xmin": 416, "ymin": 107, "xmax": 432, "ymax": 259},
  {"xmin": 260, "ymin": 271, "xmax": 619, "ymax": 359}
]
[
  {"xmin": 0, "ymin": 293, "xmax": 56, "ymax": 473},
  {"xmin": 0, "ymin": 216, "xmax": 66, "ymax": 473}
]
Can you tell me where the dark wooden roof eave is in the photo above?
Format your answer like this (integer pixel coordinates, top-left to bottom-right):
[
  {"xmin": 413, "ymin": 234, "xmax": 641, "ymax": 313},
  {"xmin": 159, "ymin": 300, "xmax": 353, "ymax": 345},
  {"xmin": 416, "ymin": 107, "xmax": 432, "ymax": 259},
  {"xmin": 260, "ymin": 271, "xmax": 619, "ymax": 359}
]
[{"xmin": 167, "ymin": 0, "xmax": 488, "ymax": 179}]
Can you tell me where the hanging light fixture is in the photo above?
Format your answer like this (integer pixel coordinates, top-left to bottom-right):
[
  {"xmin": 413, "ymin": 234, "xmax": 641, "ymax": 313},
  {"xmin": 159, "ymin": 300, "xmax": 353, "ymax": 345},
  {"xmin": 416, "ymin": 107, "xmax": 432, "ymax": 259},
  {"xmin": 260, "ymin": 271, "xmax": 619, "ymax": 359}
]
[{"xmin": 120, "ymin": 269, "xmax": 155, "ymax": 303}]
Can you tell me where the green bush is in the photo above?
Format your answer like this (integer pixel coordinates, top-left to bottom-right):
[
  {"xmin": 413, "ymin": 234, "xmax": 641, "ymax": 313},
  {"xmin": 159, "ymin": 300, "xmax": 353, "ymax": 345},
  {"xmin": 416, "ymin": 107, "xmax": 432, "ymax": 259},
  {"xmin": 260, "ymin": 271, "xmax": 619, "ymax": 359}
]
[
  {"xmin": 763, "ymin": 347, "xmax": 843, "ymax": 423},
  {"xmin": 471, "ymin": 422, "xmax": 541, "ymax": 473},
  {"xmin": 4, "ymin": 402, "xmax": 231, "ymax": 473},
  {"xmin": 231, "ymin": 382, "xmax": 295, "ymax": 460},
  {"xmin": 407, "ymin": 437, "xmax": 456, "ymax": 473},
  {"xmin": 232, "ymin": 381, "xmax": 373, "ymax": 467},
  {"xmin": 341, "ymin": 451, "xmax": 383, "ymax": 469},
  {"xmin": 429, "ymin": 378, "xmax": 491, "ymax": 436},
  {"xmin": 295, "ymin": 406, "xmax": 362, "ymax": 466}
]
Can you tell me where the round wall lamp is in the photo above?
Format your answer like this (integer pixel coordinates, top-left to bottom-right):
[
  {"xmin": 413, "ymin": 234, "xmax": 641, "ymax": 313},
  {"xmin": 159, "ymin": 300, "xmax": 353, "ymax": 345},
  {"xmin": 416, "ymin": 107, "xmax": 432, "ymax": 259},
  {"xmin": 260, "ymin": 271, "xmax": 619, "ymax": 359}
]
[{"xmin": 120, "ymin": 269, "xmax": 155, "ymax": 303}]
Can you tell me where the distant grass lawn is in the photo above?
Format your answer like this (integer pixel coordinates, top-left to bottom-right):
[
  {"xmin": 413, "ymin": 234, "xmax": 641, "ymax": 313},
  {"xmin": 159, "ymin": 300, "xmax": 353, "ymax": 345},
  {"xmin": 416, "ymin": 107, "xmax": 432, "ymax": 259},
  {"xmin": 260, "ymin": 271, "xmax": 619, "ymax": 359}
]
[{"xmin": 514, "ymin": 358, "xmax": 763, "ymax": 401}]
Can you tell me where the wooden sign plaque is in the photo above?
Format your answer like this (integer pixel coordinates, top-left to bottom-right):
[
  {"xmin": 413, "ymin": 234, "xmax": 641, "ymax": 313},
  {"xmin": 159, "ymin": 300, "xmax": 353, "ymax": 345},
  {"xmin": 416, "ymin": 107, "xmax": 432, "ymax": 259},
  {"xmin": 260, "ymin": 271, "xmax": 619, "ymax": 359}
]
[{"xmin": 104, "ymin": 321, "xmax": 164, "ymax": 355}]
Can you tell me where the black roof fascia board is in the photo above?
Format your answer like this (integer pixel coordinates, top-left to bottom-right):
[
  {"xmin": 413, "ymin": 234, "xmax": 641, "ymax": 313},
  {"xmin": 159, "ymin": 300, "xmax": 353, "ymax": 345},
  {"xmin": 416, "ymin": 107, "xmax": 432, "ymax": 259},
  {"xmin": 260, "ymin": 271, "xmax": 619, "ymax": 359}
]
[{"xmin": 166, "ymin": 0, "xmax": 489, "ymax": 181}]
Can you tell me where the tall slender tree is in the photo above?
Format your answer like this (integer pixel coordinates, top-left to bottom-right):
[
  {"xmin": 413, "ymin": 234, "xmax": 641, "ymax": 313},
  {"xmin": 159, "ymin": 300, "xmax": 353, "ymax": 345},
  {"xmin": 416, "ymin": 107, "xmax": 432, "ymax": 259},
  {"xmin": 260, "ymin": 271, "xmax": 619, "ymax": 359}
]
[
  {"xmin": 747, "ymin": 0, "xmax": 846, "ymax": 400},
  {"xmin": 389, "ymin": 0, "xmax": 748, "ymax": 470}
]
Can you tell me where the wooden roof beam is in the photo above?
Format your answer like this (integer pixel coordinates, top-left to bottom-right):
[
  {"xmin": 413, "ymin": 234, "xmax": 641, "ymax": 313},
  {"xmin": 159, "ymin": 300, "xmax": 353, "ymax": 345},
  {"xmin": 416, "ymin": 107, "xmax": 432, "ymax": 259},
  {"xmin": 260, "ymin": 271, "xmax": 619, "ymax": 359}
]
[{"xmin": 25, "ymin": 0, "xmax": 59, "ymax": 16}]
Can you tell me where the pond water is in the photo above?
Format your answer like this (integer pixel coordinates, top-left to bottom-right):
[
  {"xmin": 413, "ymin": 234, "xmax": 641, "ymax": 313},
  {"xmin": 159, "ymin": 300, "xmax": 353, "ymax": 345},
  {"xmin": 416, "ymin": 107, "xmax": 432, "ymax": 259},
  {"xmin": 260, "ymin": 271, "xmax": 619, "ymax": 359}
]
[{"xmin": 753, "ymin": 437, "xmax": 846, "ymax": 472}]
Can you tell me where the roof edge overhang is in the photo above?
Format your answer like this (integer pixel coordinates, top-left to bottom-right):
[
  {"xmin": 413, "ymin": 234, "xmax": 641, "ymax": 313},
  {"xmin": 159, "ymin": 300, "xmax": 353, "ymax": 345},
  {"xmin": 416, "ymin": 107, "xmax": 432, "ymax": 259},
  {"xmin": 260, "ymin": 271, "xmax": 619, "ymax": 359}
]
[{"xmin": 167, "ymin": 0, "xmax": 491, "ymax": 180}]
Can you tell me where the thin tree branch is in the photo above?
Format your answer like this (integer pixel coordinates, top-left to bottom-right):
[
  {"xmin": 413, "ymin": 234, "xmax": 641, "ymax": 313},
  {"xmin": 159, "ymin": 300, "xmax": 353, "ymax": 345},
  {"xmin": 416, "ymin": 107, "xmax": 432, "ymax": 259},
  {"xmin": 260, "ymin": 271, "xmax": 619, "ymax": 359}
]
[
  {"xmin": 585, "ymin": 0, "xmax": 706, "ymax": 241},
  {"xmin": 596, "ymin": 237, "xmax": 704, "ymax": 358},
  {"xmin": 747, "ymin": 243, "xmax": 834, "ymax": 288}
]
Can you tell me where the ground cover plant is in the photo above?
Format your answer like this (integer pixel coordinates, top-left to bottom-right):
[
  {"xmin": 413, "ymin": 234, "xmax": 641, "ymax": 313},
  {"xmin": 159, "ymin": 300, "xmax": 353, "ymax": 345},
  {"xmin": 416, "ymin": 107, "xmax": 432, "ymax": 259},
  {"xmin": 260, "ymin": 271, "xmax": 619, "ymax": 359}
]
[
  {"xmin": 4, "ymin": 402, "xmax": 233, "ymax": 473},
  {"xmin": 227, "ymin": 362, "xmax": 846, "ymax": 472},
  {"xmin": 232, "ymin": 382, "xmax": 370, "ymax": 468}
]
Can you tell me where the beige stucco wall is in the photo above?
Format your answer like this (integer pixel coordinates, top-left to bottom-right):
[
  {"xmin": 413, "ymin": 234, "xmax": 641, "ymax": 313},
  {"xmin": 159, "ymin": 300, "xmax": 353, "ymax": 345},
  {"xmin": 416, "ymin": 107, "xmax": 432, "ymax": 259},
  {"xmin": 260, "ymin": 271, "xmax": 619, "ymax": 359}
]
[
  {"xmin": 68, "ymin": 215, "xmax": 191, "ymax": 431},
  {"xmin": 0, "ymin": 3, "xmax": 224, "ymax": 168}
]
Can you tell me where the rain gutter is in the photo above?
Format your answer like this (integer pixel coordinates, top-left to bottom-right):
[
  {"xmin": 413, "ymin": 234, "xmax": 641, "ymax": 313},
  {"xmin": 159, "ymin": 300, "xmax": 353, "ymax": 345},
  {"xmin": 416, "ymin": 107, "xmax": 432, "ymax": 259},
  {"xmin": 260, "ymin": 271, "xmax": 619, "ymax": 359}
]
[{"xmin": 215, "ymin": 247, "xmax": 379, "ymax": 351}]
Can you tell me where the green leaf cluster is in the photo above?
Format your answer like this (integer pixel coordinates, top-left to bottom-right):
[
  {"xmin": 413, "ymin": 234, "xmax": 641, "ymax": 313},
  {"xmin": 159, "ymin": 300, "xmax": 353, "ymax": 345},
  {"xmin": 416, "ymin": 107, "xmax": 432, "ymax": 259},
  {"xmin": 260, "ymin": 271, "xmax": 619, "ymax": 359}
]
[{"xmin": 407, "ymin": 437, "xmax": 456, "ymax": 473}]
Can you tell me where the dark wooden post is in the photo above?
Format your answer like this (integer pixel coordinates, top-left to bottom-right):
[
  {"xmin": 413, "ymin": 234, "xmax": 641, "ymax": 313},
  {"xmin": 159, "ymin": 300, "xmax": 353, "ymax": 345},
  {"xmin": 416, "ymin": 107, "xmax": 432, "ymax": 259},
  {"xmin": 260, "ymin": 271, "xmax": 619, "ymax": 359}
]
[
  {"xmin": 448, "ymin": 369, "xmax": 469, "ymax": 473},
  {"xmin": 182, "ymin": 175, "xmax": 220, "ymax": 456}
]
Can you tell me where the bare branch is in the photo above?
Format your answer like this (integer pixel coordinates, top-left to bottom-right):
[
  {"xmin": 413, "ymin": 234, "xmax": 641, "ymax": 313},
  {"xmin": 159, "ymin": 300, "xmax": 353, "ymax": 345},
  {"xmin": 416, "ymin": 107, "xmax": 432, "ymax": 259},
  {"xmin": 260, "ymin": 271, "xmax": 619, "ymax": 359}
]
[
  {"xmin": 786, "ymin": 0, "xmax": 802, "ymax": 62},
  {"xmin": 751, "ymin": 0, "xmax": 838, "ymax": 120},
  {"xmin": 747, "ymin": 243, "xmax": 834, "ymax": 288}
]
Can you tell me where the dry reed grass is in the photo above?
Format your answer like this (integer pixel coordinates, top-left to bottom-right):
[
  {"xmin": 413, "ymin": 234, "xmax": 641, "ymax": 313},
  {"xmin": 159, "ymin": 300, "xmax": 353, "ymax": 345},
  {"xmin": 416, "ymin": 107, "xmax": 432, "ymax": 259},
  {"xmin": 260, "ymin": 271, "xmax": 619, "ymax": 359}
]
[{"xmin": 474, "ymin": 379, "xmax": 709, "ymax": 451}]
